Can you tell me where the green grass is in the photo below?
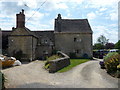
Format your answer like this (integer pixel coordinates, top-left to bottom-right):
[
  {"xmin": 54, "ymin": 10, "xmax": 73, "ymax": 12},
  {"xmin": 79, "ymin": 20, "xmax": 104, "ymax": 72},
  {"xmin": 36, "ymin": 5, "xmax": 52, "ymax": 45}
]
[{"xmin": 57, "ymin": 59, "xmax": 90, "ymax": 73}]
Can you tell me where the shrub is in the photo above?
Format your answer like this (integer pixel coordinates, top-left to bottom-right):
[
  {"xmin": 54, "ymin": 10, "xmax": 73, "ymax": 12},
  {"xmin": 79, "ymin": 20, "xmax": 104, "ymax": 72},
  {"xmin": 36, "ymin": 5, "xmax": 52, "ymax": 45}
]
[
  {"xmin": 104, "ymin": 52, "xmax": 120, "ymax": 76},
  {"xmin": 104, "ymin": 52, "xmax": 118, "ymax": 62},
  {"xmin": 52, "ymin": 49, "xmax": 58, "ymax": 55},
  {"xmin": 82, "ymin": 53, "xmax": 89, "ymax": 59},
  {"xmin": 0, "ymin": 71, "xmax": 5, "ymax": 89},
  {"xmin": 69, "ymin": 52, "xmax": 77, "ymax": 59},
  {"xmin": 47, "ymin": 55, "xmax": 62, "ymax": 61}
]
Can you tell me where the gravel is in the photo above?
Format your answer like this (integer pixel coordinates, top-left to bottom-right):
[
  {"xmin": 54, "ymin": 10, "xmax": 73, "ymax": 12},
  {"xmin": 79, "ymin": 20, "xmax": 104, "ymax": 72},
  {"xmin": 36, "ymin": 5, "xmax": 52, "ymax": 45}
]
[{"xmin": 1, "ymin": 59, "xmax": 118, "ymax": 88}]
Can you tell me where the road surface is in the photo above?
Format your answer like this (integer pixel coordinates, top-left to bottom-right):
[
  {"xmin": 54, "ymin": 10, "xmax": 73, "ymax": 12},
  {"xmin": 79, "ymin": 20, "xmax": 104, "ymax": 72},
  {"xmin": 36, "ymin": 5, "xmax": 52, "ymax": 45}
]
[{"xmin": 1, "ymin": 59, "xmax": 118, "ymax": 88}]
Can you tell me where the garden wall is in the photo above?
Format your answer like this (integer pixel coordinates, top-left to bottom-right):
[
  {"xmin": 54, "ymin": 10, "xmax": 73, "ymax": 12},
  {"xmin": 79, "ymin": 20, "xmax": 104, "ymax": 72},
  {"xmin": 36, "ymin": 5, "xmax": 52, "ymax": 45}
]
[{"xmin": 48, "ymin": 51, "xmax": 70, "ymax": 73}]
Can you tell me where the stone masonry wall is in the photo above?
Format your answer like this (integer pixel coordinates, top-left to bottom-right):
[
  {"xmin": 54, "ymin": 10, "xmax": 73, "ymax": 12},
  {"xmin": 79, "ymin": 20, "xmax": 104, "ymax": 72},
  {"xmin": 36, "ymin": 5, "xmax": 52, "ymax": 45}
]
[
  {"xmin": 8, "ymin": 36, "xmax": 33, "ymax": 61},
  {"xmin": 48, "ymin": 51, "xmax": 70, "ymax": 73},
  {"xmin": 55, "ymin": 33, "xmax": 93, "ymax": 58}
]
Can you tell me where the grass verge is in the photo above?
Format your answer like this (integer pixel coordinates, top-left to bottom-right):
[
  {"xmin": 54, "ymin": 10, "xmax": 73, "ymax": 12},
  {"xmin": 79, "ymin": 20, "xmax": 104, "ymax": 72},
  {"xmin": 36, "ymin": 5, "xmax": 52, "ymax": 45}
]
[{"xmin": 57, "ymin": 59, "xmax": 90, "ymax": 73}]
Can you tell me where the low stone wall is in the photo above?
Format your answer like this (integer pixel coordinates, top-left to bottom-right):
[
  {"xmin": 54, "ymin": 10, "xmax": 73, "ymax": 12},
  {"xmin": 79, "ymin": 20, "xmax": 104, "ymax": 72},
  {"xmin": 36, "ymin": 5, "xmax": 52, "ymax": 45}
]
[{"xmin": 48, "ymin": 51, "xmax": 70, "ymax": 73}]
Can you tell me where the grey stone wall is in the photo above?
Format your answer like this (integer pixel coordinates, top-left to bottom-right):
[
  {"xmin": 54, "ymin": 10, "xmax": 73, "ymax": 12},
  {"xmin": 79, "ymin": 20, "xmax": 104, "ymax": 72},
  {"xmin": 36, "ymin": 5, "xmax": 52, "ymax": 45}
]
[
  {"xmin": 35, "ymin": 45, "xmax": 53, "ymax": 60},
  {"xmin": 34, "ymin": 31, "xmax": 55, "ymax": 60},
  {"xmin": 8, "ymin": 36, "xmax": 37, "ymax": 61},
  {"xmin": 32, "ymin": 37, "xmax": 37, "ymax": 60},
  {"xmin": 55, "ymin": 33, "xmax": 93, "ymax": 58},
  {"xmin": 48, "ymin": 51, "xmax": 70, "ymax": 73}
]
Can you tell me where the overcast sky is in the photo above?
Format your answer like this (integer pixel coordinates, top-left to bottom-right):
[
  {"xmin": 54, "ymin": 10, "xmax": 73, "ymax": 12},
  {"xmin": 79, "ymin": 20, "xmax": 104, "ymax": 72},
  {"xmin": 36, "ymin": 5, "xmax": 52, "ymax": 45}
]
[{"xmin": 0, "ymin": 0, "xmax": 119, "ymax": 44}]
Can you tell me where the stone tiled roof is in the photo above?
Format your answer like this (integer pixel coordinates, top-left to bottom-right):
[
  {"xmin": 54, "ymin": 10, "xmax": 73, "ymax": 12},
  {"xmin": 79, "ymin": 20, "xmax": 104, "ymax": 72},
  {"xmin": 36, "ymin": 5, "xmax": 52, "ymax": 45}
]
[
  {"xmin": 33, "ymin": 30, "xmax": 54, "ymax": 38},
  {"xmin": 2, "ymin": 31, "xmax": 12, "ymax": 37},
  {"xmin": 24, "ymin": 27, "xmax": 38, "ymax": 38},
  {"xmin": 55, "ymin": 19, "xmax": 93, "ymax": 33},
  {"xmin": 2, "ymin": 30, "xmax": 54, "ymax": 39},
  {"xmin": 33, "ymin": 31, "xmax": 54, "ymax": 41}
]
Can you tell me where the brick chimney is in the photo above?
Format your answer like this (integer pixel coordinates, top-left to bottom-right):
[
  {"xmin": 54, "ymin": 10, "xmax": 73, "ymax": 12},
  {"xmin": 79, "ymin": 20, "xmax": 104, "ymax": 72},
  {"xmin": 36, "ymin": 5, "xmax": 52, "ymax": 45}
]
[{"xmin": 16, "ymin": 9, "xmax": 25, "ymax": 28}]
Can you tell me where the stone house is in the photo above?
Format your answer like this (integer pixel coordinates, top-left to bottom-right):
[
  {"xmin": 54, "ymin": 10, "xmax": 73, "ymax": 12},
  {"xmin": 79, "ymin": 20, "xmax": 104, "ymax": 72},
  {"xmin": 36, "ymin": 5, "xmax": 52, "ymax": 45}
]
[{"xmin": 2, "ymin": 10, "xmax": 93, "ymax": 61}]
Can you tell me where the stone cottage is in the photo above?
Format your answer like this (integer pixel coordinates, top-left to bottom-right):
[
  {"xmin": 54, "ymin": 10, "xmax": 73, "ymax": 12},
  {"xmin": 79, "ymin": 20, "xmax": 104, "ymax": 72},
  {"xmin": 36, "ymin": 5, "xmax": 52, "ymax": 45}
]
[{"xmin": 2, "ymin": 10, "xmax": 93, "ymax": 61}]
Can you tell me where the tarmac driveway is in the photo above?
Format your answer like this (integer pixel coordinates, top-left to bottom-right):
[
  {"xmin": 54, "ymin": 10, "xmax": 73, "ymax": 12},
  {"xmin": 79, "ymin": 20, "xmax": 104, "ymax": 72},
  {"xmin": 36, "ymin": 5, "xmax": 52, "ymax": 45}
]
[{"xmin": 1, "ymin": 59, "xmax": 119, "ymax": 88}]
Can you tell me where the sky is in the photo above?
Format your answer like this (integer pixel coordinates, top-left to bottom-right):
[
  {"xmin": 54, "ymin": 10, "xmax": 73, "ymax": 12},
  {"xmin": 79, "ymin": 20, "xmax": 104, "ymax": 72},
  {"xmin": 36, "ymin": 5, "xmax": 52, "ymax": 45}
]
[{"xmin": 0, "ymin": 0, "xmax": 119, "ymax": 44}]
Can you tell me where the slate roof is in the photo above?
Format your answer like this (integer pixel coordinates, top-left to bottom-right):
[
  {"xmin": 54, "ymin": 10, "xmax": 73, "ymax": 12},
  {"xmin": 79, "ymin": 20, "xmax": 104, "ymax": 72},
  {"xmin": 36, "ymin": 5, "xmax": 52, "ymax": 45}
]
[{"xmin": 55, "ymin": 19, "xmax": 92, "ymax": 33}]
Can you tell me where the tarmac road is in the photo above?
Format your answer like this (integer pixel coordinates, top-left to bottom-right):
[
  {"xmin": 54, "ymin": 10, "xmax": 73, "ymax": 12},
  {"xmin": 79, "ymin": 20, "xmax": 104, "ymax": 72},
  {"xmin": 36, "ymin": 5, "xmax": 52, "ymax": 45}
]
[{"xmin": 1, "ymin": 59, "xmax": 118, "ymax": 88}]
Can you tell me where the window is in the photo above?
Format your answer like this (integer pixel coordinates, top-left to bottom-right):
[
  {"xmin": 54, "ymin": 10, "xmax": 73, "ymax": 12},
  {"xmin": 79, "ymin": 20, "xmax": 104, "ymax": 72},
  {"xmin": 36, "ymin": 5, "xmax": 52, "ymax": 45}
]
[
  {"xmin": 75, "ymin": 50, "xmax": 79, "ymax": 54},
  {"xmin": 45, "ymin": 40, "xmax": 48, "ymax": 43},
  {"xmin": 74, "ymin": 38, "xmax": 81, "ymax": 42},
  {"xmin": 75, "ymin": 50, "xmax": 81, "ymax": 54},
  {"xmin": 74, "ymin": 38, "xmax": 77, "ymax": 42},
  {"xmin": 43, "ymin": 50, "xmax": 48, "ymax": 54}
]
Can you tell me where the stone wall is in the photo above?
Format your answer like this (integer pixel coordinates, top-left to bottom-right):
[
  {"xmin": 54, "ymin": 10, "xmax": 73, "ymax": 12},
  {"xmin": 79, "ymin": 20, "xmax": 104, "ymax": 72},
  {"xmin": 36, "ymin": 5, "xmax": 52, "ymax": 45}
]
[
  {"xmin": 8, "ymin": 35, "xmax": 37, "ymax": 61},
  {"xmin": 48, "ymin": 51, "xmax": 70, "ymax": 73},
  {"xmin": 55, "ymin": 33, "xmax": 93, "ymax": 58},
  {"xmin": 35, "ymin": 45, "xmax": 53, "ymax": 60}
]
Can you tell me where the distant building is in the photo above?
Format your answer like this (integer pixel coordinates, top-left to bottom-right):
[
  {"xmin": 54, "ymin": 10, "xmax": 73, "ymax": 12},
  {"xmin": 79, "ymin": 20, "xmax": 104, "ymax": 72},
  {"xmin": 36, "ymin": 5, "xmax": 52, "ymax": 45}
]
[
  {"xmin": 2, "ymin": 10, "xmax": 93, "ymax": 61},
  {"xmin": 118, "ymin": 1, "xmax": 120, "ymax": 41}
]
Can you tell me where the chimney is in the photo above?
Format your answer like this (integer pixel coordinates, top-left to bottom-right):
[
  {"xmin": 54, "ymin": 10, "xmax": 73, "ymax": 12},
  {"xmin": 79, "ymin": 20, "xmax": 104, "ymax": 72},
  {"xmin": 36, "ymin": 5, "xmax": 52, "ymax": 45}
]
[
  {"xmin": 16, "ymin": 9, "xmax": 25, "ymax": 28},
  {"xmin": 22, "ymin": 9, "xmax": 24, "ymax": 14},
  {"xmin": 57, "ymin": 14, "xmax": 62, "ymax": 20}
]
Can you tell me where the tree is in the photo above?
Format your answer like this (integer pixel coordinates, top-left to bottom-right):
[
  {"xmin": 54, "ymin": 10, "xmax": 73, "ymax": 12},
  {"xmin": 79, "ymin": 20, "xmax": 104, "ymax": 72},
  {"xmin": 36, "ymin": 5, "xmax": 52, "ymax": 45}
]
[
  {"xmin": 105, "ymin": 43, "xmax": 115, "ymax": 49},
  {"xmin": 93, "ymin": 43, "xmax": 104, "ymax": 49},
  {"xmin": 97, "ymin": 35, "xmax": 109, "ymax": 45},
  {"xmin": 115, "ymin": 40, "xmax": 120, "ymax": 49}
]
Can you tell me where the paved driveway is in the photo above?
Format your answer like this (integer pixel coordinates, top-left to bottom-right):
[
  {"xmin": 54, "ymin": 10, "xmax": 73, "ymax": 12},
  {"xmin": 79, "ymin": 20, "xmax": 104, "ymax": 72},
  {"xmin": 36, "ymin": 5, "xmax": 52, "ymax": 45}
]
[{"xmin": 1, "ymin": 59, "xmax": 118, "ymax": 88}]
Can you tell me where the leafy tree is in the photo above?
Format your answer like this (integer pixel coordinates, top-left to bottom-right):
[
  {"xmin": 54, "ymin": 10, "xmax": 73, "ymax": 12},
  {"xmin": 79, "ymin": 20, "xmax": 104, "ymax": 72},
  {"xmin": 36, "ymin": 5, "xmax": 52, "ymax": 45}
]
[
  {"xmin": 93, "ymin": 43, "xmax": 104, "ymax": 49},
  {"xmin": 105, "ymin": 43, "xmax": 115, "ymax": 49},
  {"xmin": 97, "ymin": 35, "xmax": 109, "ymax": 45},
  {"xmin": 115, "ymin": 40, "xmax": 120, "ymax": 49}
]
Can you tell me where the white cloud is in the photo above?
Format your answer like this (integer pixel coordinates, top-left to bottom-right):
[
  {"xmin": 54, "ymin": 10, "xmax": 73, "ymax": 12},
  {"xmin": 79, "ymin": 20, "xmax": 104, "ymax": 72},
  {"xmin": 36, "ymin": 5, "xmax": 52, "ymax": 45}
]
[
  {"xmin": 87, "ymin": 0, "xmax": 119, "ymax": 8},
  {"xmin": 109, "ymin": 13, "xmax": 118, "ymax": 21},
  {"xmin": 93, "ymin": 25, "xmax": 118, "ymax": 44},
  {"xmin": 26, "ymin": 11, "xmax": 44, "ymax": 21},
  {"xmin": 87, "ymin": 12, "xmax": 96, "ymax": 20},
  {"xmin": 99, "ymin": 8, "xmax": 107, "ymax": 12}
]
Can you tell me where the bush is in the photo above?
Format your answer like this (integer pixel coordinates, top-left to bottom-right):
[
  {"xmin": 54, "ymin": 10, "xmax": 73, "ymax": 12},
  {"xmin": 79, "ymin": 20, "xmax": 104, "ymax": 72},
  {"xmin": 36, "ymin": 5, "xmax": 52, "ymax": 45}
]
[
  {"xmin": 104, "ymin": 52, "xmax": 120, "ymax": 77},
  {"xmin": 82, "ymin": 53, "xmax": 89, "ymax": 59},
  {"xmin": 47, "ymin": 55, "xmax": 62, "ymax": 61},
  {"xmin": 52, "ymin": 49, "xmax": 58, "ymax": 55},
  {"xmin": 104, "ymin": 52, "xmax": 118, "ymax": 62},
  {"xmin": 69, "ymin": 52, "xmax": 77, "ymax": 59},
  {"xmin": 0, "ymin": 71, "xmax": 5, "ymax": 89}
]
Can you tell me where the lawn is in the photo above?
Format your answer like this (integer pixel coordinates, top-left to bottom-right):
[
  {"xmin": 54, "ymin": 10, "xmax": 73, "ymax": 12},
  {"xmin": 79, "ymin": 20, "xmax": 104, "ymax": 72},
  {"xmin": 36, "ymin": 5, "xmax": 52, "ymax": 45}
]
[{"xmin": 57, "ymin": 59, "xmax": 90, "ymax": 73}]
